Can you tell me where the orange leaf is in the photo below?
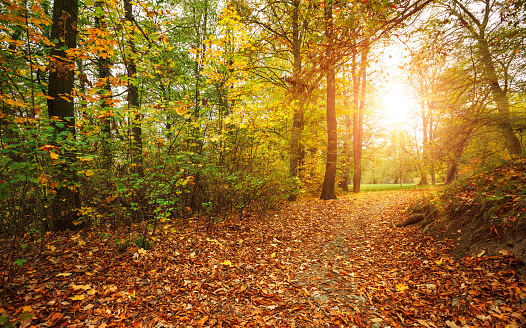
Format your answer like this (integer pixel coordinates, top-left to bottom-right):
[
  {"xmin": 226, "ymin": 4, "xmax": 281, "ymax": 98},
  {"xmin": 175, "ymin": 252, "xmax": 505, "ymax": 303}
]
[{"xmin": 396, "ymin": 283, "xmax": 408, "ymax": 292}]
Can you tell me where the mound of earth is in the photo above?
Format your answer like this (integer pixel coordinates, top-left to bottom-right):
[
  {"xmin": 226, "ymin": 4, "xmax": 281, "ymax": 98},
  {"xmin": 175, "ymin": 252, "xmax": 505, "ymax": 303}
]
[{"xmin": 407, "ymin": 158, "xmax": 526, "ymax": 275}]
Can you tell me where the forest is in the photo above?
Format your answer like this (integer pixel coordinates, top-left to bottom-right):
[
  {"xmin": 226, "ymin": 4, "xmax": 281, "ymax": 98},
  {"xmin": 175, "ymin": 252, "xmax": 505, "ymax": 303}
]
[{"xmin": 1, "ymin": 0, "xmax": 526, "ymax": 327}]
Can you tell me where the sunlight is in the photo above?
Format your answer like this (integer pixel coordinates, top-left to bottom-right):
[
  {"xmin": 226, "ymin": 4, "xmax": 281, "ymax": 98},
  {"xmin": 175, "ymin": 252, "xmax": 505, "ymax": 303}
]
[{"xmin": 382, "ymin": 84, "xmax": 412, "ymax": 124}]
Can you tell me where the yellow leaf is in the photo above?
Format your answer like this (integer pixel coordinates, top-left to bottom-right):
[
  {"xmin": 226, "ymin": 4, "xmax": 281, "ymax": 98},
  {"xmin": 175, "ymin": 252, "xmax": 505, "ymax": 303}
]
[
  {"xmin": 87, "ymin": 289, "xmax": 97, "ymax": 295},
  {"xmin": 71, "ymin": 284, "xmax": 91, "ymax": 291},
  {"xmin": 84, "ymin": 170, "xmax": 94, "ymax": 177},
  {"xmin": 221, "ymin": 260, "xmax": 233, "ymax": 267},
  {"xmin": 435, "ymin": 258, "xmax": 443, "ymax": 265},
  {"xmin": 22, "ymin": 305, "xmax": 32, "ymax": 313},
  {"xmin": 49, "ymin": 151, "xmax": 59, "ymax": 160},
  {"xmin": 70, "ymin": 294, "xmax": 85, "ymax": 301},
  {"xmin": 126, "ymin": 290, "xmax": 135, "ymax": 298},
  {"xmin": 396, "ymin": 283, "xmax": 408, "ymax": 292},
  {"xmin": 57, "ymin": 272, "xmax": 72, "ymax": 277},
  {"xmin": 271, "ymin": 252, "xmax": 276, "ymax": 258},
  {"xmin": 138, "ymin": 248, "xmax": 147, "ymax": 255}
]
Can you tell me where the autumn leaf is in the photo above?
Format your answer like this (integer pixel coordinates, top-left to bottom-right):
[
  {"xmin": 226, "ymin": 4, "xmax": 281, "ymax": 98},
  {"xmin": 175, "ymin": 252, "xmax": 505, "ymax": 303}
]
[
  {"xmin": 40, "ymin": 144, "xmax": 59, "ymax": 151},
  {"xmin": 396, "ymin": 283, "xmax": 409, "ymax": 292},
  {"xmin": 70, "ymin": 294, "xmax": 85, "ymax": 301},
  {"xmin": 49, "ymin": 151, "xmax": 59, "ymax": 160},
  {"xmin": 221, "ymin": 260, "xmax": 233, "ymax": 267},
  {"xmin": 57, "ymin": 272, "xmax": 72, "ymax": 277},
  {"xmin": 71, "ymin": 284, "xmax": 91, "ymax": 291}
]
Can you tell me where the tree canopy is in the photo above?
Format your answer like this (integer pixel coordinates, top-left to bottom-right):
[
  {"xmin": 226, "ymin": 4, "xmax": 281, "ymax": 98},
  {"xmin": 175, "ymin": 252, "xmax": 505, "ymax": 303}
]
[{"xmin": 0, "ymin": 0, "xmax": 525, "ymax": 236}]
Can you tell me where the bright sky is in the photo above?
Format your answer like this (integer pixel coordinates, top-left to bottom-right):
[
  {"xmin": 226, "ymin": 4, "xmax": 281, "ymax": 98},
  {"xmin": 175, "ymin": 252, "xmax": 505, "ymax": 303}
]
[
  {"xmin": 378, "ymin": 41, "xmax": 414, "ymax": 127},
  {"xmin": 381, "ymin": 83, "xmax": 412, "ymax": 125}
]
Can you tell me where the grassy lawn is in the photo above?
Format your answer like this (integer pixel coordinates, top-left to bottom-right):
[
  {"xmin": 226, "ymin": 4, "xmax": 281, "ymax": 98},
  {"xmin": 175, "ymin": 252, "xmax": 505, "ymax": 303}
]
[{"xmin": 351, "ymin": 183, "xmax": 443, "ymax": 192}]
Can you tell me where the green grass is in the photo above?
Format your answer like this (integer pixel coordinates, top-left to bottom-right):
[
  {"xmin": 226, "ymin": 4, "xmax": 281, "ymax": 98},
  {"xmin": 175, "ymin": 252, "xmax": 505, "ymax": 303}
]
[{"xmin": 352, "ymin": 183, "xmax": 442, "ymax": 192}]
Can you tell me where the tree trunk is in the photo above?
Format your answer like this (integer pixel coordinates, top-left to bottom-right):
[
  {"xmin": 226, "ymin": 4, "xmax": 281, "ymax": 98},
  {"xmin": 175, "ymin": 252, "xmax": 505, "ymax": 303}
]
[
  {"xmin": 477, "ymin": 37, "xmax": 522, "ymax": 156},
  {"xmin": 339, "ymin": 110, "xmax": 351, "ymax": 191},
  {"xmin": 289, "ymin": 0, "xmax": 305, "ymax": 200},
  {"xmin": 124, "ymin": 0, "xmax": 143, "ymax": 176},
  {"xmin": 47, "ymin": 0, "xmax": 80, "ymax": 222},
  {"xmin": 353, "ymin": 42, "xmax": 368, "ymax": 193},
  {"xmin": 320, "ymin": 0, "xmax": 337, "ymax": 200},
  {"xmin": 96, "ymin": 1, "xmax": 112, "ymax": 170},
  {"xmin": 419, "ymin": 100, "xmax": 429, "ymax": 186}
]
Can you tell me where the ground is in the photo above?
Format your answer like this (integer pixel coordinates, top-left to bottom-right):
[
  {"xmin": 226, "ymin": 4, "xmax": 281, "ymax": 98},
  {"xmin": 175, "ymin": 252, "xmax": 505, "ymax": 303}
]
[{"xmin": 1, "ymin": 190, "xmax": 525, "ymax": 327}]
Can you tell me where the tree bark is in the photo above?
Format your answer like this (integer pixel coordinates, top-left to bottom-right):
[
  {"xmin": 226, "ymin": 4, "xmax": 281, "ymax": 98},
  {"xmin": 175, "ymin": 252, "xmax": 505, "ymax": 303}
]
[
  {"xmin": 320, "ymin": 0, "xmax": 337, "ymax": 200},
  {"xmin": 47, "ymin": 0, "xmax": 80, "ymax": 221},
  {"xmin": 353, "ymin": 41, "xmax": 368, "ymax": 193},
  {"xmin": 124, "ymin": 0, "xmax": 143, "ymax": 176},
  {"xmin": 477, "ymin": 37, "xmax": 522, "ymax": 156},
  {"xmin": 96, "ymin": 1, "xmax": 112, "ymax": 170},
  {"xmin": 289, "ymin": 0, "xmax": 305, "ymax": 201}
]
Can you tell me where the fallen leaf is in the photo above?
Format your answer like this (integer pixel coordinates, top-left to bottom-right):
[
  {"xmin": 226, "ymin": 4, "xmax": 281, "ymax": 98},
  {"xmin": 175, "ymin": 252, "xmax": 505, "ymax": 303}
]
[
  {"xmin": 221, "ymin": 260, "xmax": 233, "ymax": 267},
  {"xmin": 70, "ymin": 294, "xmax": 85, "ymax": 301},
  {"xmin": 396, "ymin": 283, "xmax": 409, "ymax": 292},
  {"xmin": 71, "ymin": 284, "xmax": 91, "ymax": 291}
]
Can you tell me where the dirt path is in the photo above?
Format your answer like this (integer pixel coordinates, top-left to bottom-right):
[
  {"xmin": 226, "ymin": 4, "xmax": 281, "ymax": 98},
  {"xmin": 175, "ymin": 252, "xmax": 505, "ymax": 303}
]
[{"xmin": 1, "ymin": 190, "xmax": 524, "ymax": 327}]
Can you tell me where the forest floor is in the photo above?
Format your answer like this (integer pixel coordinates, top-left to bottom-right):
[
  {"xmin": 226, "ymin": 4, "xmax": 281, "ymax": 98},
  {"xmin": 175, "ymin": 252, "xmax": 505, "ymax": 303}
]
[{"xmin": 1, "ymin": 190, "xmax": 525, "ymax": 328}]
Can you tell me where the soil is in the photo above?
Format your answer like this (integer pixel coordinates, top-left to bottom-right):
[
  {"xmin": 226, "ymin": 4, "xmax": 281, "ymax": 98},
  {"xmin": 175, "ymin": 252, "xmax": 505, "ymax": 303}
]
[{"xmin": 426, "ymin": 207, "xmax": 526, "ymax": 277}]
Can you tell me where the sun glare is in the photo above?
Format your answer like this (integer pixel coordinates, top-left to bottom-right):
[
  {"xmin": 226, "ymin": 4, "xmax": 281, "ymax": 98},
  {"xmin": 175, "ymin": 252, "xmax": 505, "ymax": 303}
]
[{"xmin": 382, "ymin": 85, "xmax": 412, "ymax": 125}]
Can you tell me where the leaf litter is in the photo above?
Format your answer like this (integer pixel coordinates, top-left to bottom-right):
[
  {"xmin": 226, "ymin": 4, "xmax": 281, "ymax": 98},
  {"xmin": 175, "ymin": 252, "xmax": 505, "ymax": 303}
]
[{"xmin": 1, "ymin": 190, "xmax": 524, "ymax": 327}]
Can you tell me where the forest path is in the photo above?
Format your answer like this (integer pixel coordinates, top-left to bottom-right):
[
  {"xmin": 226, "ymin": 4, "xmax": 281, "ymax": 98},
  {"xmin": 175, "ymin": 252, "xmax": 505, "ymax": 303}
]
[{"xmin": 1, "ymin": 190, "xmax": 524, "ymax": 327}]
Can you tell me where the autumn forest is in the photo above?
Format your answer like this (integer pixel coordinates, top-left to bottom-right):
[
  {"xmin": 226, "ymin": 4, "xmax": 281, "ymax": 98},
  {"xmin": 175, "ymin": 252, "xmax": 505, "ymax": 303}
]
[{"xmin": 1, "ymin": 0, "xmax": 526, "ymax": 327}]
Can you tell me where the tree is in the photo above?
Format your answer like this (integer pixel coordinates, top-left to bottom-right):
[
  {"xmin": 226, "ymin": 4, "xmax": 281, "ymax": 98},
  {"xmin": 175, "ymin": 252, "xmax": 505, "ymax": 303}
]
[
  {"xmin": 95, "ymin": 0, "xmax": 113, "ymax": 170},
  {"xmin": 124, "ymin": 0, "xmax": 144, "ymax": 177},
  {"xmin": 320, "ymin": 0, "xmax": 337, "ymax": 200},
  {"xmin": 347, "ymin": 0, "xmax": 433, "ymax": 193},
  {"xmin": 47, "ymin": 0, "xmax": 80, "ymax": 220},
  {"xmin": 234, "ymin": 0, "xmax": 320, "ymax": 198},
  {"xmin": 439, "ymin": 0, "xmax": 522, "ymax": 156}
]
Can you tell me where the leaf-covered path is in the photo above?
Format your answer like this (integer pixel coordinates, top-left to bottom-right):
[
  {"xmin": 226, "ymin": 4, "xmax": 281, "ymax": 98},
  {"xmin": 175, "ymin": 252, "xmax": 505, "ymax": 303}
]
[{"xmin": 2, "ymin": 190, "xmax": 525, "ymax": 327}]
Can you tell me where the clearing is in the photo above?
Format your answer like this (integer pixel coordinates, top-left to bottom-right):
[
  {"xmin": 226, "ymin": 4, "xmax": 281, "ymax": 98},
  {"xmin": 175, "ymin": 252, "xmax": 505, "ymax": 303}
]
[{"xmin": 1, "ymin": 190, "xmax": 525, "ymax": 327}]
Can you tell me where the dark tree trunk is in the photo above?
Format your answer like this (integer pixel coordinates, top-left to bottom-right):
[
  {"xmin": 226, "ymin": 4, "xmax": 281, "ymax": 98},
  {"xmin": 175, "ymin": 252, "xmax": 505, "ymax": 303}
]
[
  {"xmin": 320, "ymin": 0, "xmax": 337, "ymax": 200},
  {"xmin": 288, "ymin": 0, "xmax": 305, "ymax": 200},
  {"xmin": 124, "ymin": 0, "xmax": 143, "ymax": 177},
  {"xmin": 445, "ymin": 162, "xmax": 458, "ymax": 184},
  {"xmin": 47, "ymin": 0, "xmax": 80, "ymax": 221},
  {"xmin": 96, "ymin": 1, "xmax": 112, "ymax": 170},
  {"xmin": 321, "ymin": 67, "xmax": 337, "ymax": 200}
]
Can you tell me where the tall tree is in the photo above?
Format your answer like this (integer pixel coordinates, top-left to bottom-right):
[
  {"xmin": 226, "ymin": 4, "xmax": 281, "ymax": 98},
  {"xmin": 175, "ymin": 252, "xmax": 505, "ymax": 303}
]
[
  {"xmin": 47, "ymin": 0, "xmax": 80, "ymax": 219},
  {"xmin": 441, "ymin": 0, "xmax": 522, "ymax": 156},
  {"xmin": 124, "ymin": 0, "xmax": 144, "ymax": 176},
  {"xmin": 96, "ymin": 0, "xmax": 113, "ymax": 170},
  {"xmin": 320, "ymin": 0, "xmax": 337, "ymax": 200},
  {"xmin": 352, "ymin": 37, "xmax": 369, "ymax": 193}
]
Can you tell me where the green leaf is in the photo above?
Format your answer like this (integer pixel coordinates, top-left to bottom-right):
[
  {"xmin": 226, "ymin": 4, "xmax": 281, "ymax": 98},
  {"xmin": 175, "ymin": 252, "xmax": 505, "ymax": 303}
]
[{"xmin": 15, "ymin": 258, "xmax": 27, "ymax": 267}]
